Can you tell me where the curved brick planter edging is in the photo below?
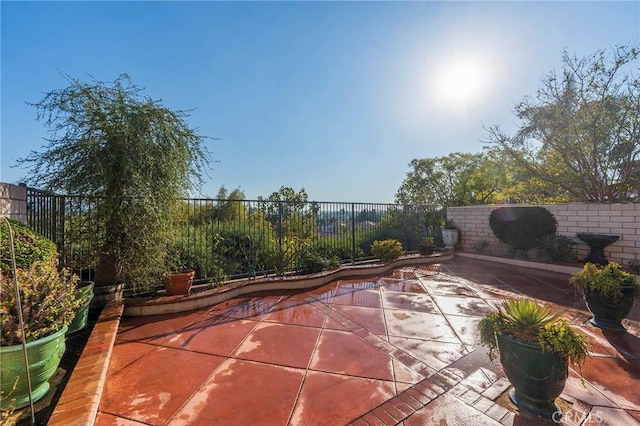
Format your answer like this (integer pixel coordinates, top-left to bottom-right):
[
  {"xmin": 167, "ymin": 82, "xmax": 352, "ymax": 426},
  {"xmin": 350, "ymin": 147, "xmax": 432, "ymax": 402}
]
[{"xmin": 123, "ymin": 252, "xmax": 455, "ymax": 317}]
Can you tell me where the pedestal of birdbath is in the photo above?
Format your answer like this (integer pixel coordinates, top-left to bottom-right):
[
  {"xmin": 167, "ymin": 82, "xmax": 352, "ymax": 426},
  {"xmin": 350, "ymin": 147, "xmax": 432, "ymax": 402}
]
[{"xmin": 577, "ymin": 233, "xmax": 620, "ymax": 265}]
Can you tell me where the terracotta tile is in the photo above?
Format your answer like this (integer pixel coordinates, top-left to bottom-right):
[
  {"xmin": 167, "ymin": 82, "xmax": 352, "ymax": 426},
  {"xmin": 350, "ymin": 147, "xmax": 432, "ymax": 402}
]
[
  {"xmin": 101, "ymin": 347, "xmax": 224, "ymax": 424},
  {"xmin": 95, "ymin": 412, "xmax": 148, "ymax": 425},
  {"xmin": 580, "ymin": 356, "xmax": 640, "ymax": 410},
  {"xmin": 303, "ymin": 282, "xmax": 336, "ymax": 304},
  {"xmin": 335, "ymin": 279, "xmax": 378, "ymax": 295},
  {"xmin": 333, "ymin": 305, "xmax": 387, "ymax": 335},
  {"xmin": 160, "ymin": 316, "xmax": 257, "ymax": 357},
  {"xmin": 389, "ymin": 337, "xmax": 468, "ymax": 371},
  {"xmin": 310, "ymin": 329, "xmax": 394, "ymax": 381},
  {"xmin": 332, "ymin": 289, "xmax": 382, "ymax": 308},
  {"xmin": 105, "ymin": 340, "xmax": 156, "ymax": 375},
  {"xmin": 216, "ymin": 295, "xmax": 281, "ymax": 320},
  {"xmin": 117, "ymin": 311, "xmax": 204, "ymax": 344},
  {"xmin": 580, "ymin": 406, "xmax": 640, "ymax": 426},
  {"xmin": 404, "ymin": 393, "xmax": 502, "ymax": 425},
  {"xmin": 381, "ymin": 291, "xmax": 440, "ymax": 313},
  {"xmin": 431, "ymin": 295, "xmax": 494, "ymax": 317},
  {"xmin": 324, "ymin": 316, "xmax": 350, "ymax": 331},
  {"xmin": 290, "ymin": 370, "xmax": 395, "ymax": 425},
  {"xmin": 169, "ymin": 359, "xmax": 304, "ymax": 425},
  {"xmin": 264, "ymin": 295, "xmax": 327, "ymax": 327},
  {"xmin": 445, "ymin": 314, "xmax": 483, "ymax": 345},
  {"xmin": 421, "ymin": 279, "xmax": 480, "ymax": 298},
  {"xmin": 232, "ymin": 322, "xmax": 321, "ymax": 368},
  {"xmin": 385, "ymin": 310, "xmax": 460, "ymax": 343},
  {"xmin": 379, "ymin": 279, "xmax": 426, "ymax": 293}
]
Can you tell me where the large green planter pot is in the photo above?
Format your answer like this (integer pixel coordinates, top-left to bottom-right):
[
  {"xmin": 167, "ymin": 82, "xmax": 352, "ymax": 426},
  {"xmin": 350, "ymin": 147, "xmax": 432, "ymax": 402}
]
[
  {"xmin": 497, "ymin": 333, "xmax": 568, "ymax": 418},
  {"xmin": 68, "ymin": 281, "xmax": 95, "ymax": 335},
  {"xmin": 584, "ymin": 285, "xmax": 635, "ymax": 331},
  {"xmin": 0, "ymin": 326, "xmax": 67, "ymax": 409}
]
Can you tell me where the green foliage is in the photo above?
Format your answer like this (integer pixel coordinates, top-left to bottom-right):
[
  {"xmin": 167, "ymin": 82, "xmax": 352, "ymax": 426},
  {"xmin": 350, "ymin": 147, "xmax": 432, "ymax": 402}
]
[
  {"xmin": 479, "ymin": 299, "xmax": 588, "ymax": 367},
  {"xmin": 0, "ymin": 219, "xmax": 58, "ymax": 275},
  {"xmin": 473, "ymin": 240, "xmax": 489, "ymax": 253},
  {"xmin": 371, "ymin": 239, "xmax": 403, "ymax": 262},
  {"xmin": 489, "ymin": 206, "xmax": 557, "ymax": 256},
  {"xmin": 628, "ymin": 260, "xmax": 640, "ymax": 274},
  {"xmin": 396, "ymin": 152, "xmax": 508, "ymax": 206},
  {"xmin": 486, "ymin": 45, "xmax": 640, "ymax": 202},
  {"xmin": 1, "ymin": 260, "xmax": 80, "ymax": 345},
  {"xmin": 534, "ymin": 234, "xmax": 578, "ymax": 263},
  {"xmin": 16, "ymin": 74, "xmax": 214, "ymax": 293},
  {"xmin": 298, "ymin": 245, "xmax": 340, "ymax": 275},
  {"xmin": 570, "ymin": 262, "xmax": 640, "ymax": 302}
]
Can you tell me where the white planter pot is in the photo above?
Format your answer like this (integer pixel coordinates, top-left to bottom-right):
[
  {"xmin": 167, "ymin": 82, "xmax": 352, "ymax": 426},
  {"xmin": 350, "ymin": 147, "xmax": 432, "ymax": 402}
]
[{"xmin": 442, "ymin": 229, "xmax": 459, "ymax": 249}]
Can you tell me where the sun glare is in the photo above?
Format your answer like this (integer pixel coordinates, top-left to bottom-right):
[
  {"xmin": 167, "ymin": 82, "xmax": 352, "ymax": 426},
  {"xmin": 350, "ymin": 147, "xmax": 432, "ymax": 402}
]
[{"xmin": 430, "ymin": 56, "xmax": 489, "ymax": 108}]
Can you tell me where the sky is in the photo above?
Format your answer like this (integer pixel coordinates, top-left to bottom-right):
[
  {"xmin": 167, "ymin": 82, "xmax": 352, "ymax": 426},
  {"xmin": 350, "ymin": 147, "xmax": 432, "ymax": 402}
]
[{"xmin": 1, "ymin": 1, "xmax": 638, "ymax": 203}]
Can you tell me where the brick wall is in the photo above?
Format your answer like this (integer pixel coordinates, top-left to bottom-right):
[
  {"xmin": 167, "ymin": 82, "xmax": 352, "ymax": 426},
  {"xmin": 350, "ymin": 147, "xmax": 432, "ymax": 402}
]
[
  {"xmin": 0, "ymin": 182, "xmax": 27, "ymax": 224},
  {"xmin": 448, "ymin": 203, "xmax": 640, "ymax": 266}
]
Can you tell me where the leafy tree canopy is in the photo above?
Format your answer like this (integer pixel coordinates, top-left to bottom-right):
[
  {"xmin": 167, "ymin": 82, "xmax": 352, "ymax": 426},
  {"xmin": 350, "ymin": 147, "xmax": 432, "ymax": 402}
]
[
  {"xmin": 485, "ymin": 45, "xmax": 640, "ymax": 202},
  {"xmin": 395, "ymin": 152, "xmax": 508, "ymax": 206}
]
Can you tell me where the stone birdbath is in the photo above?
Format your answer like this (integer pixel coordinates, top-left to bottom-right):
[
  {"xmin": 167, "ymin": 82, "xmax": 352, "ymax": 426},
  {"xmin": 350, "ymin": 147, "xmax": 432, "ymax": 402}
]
[{"xmin": 576, "ymin": 233, "xmax": 620, "ymax": 265}]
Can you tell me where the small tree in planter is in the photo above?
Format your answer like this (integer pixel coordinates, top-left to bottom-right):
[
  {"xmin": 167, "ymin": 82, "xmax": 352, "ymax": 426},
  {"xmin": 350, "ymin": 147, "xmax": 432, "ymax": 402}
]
[
  {"xmin": 479, "ymin": 299, "xmax": 588, "ymax": 418},
  {"xmin": 569, "ymin": 262, "xmax": 640, "ymax": 331},
  {"xmin": 16, "ymin": 74, "xmax": 214, "ymax": 295}
]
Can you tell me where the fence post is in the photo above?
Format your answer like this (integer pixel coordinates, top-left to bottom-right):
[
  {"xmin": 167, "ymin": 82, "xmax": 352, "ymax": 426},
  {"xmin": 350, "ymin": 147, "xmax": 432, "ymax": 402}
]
[
  {"xmin": 351, "ymin": 203, "xmax": 356, "ymax": 263},
  {"xmin": 278, "ymin": 200, "xmax": 283, "ymax": 275}
]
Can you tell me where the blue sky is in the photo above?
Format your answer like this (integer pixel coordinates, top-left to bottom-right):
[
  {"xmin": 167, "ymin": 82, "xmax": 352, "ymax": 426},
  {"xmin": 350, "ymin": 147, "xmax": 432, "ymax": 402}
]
[{"xmin": 2, "ymin": 1, "xmax": 638, "ymax": 202}]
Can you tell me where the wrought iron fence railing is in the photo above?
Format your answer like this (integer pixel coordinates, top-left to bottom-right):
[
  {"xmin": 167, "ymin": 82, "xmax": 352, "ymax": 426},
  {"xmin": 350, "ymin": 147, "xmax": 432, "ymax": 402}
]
[{"xmin": 27, "ymin": 188, "xmax": 445, "ymax": 284}]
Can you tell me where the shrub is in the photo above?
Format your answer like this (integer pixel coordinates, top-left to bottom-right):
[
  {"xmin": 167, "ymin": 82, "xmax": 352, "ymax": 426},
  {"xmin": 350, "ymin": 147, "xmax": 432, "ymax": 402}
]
[
  {"xmin": 0, "ymin": 219, "xmax": 58, "ymax": 276},
  {"xmin": 569, "ymin": 262, "xmax": 640, "ymax": 302},
  {"xmin": 371, "ymin": 239, "xmax": 403, "ymax": 261},
  {"xmin": 1, "ymin": 259, "xmax": 80, "ymax": 345},
  {"xmin": 473, "ymin": 240, "xmax": 489, "ymax": 253},
  {"xmin": 534, "ymin": 235, "xmax": 578, "ymax": 263},
  {"xmin": 489, "ymin": 207, "xmax": 557, "ymax": 256},
  {"xmin": 298, "ymin": 246, "xmax": 340, "ymax": 274}
]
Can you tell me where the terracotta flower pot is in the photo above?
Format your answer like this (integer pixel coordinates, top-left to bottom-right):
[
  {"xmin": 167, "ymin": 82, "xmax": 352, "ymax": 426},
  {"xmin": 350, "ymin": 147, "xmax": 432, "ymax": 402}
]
[{"xmin": 165, "ymin": 270, "xmax": 195, "ymax": 296}]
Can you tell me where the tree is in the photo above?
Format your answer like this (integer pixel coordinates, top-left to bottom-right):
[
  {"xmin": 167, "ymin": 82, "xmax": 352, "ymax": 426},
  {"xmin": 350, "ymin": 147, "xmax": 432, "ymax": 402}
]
[
  {"xmin": 486, "ymin": 45, "xmax": 640, "ymax": 202},
  {"xmin": 258, "ymin": 187, "xmax": 318, "ymax": 274},
  {"xmin": 395, "ymin": 152, "xmax": 507, "ymax": 206},
  {"xmin": 17, "ymin": 74, "xmax": 214, "ymax": 293}
]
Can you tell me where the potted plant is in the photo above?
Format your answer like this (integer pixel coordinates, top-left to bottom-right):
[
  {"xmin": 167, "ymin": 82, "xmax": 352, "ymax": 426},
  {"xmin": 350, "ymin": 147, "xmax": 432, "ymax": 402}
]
[
  {"xmin": 479, "ymin": 299, "xmax": 588, "ymax": 418},
  {"xmin": 419, "ymin": 236, "xmax": 435, "ymax": 255},
  {"xmin": 569, "ymin": 262, "xmax": 639, "ymax": 331},
  {"xmin": 16, "ymin": 75, "xmax": 214, "ymax": 297},
  {"xmin": 164, "ymin": 249, "xmax": 195, "ymax": 296},
  {"xmin": 67, "ymin": 280, "xmax": 95, "ymax": 334},
  {"xmin": 1, "ymin": 219, "xmax": 80, "ymax": 409},
  {"xmin": 441, "ymin": 220, "xmax": 459, "ymax": 250}
]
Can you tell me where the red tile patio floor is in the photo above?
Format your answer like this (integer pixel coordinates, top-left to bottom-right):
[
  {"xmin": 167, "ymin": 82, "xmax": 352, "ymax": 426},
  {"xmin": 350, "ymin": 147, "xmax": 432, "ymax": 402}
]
[{"xmin": 95, "ymin": 258, "xmax": 640, "ymax": 425}]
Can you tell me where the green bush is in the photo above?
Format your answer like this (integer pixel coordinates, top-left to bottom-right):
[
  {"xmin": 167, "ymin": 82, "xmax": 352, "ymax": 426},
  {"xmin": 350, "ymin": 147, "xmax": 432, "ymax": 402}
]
[
  {"xmin": 489, "ymin": 207, "xmax": 557, "ymax": 256},
  {"xmin": 1, "ymin": 259, "xmax": 80, "ymax": 345},
  {"xmin": 371, "ymin": 239, "xmax": 403, "ymax": 261},
  {"xmin": 534, "ymin": 235, "xmax": 578, "ymax": 262},
  {"xmin": 0, "ymin": 219, "xmax": 58, "ymax": 276},
  {"xmin": 298, "ymin": 245, "xmax": 340, "ymax": 274}
]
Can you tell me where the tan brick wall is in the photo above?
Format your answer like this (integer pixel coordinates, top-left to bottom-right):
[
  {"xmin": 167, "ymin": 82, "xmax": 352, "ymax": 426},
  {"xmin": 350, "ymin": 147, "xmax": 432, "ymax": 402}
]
[
  {"xmin": 0, "ymin": 182, "xmax": 28, "ymax": 224},
  {"xmin": 448, "ymin": 203, "xmax": 640, "ymax": 266}
]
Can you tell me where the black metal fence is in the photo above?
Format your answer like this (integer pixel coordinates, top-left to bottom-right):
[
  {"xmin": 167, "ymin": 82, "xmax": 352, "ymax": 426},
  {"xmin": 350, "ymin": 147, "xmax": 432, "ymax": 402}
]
[{"xmin": 27, "ymin": 188, "xmax": 445, "ymax": 283}]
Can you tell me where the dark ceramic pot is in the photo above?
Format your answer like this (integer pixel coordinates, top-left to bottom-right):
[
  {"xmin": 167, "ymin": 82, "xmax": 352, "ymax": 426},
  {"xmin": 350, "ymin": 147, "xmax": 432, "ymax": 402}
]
[
  {"xmin": 497, "ymin": 334, "xmax": 568, "ymax": 418},
  {"xmin": 584, "ymin": 285, "xmax": 635, "ymax": 331}
]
